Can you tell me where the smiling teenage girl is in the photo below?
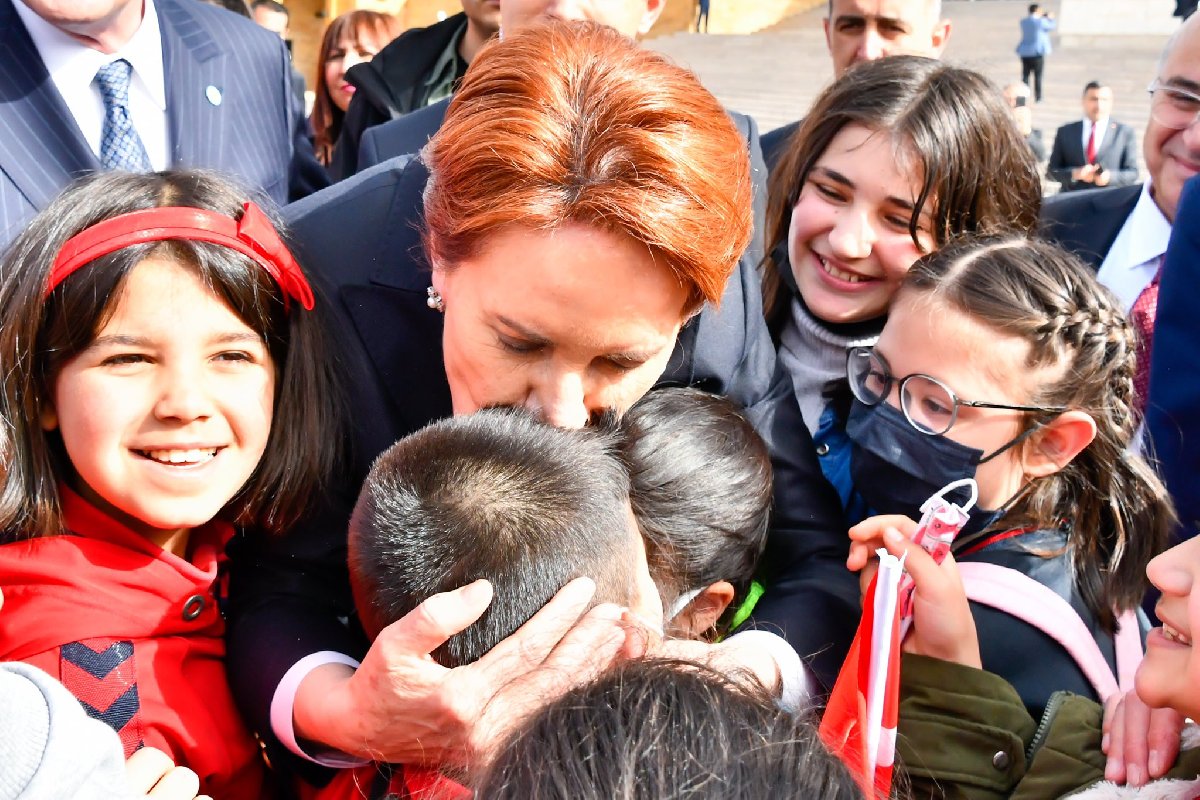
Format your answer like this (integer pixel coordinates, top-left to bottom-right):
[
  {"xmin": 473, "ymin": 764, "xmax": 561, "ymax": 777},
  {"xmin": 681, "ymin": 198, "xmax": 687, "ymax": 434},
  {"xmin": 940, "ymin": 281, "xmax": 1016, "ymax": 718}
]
[
  {"xmin": 761, "ymin": 57, "xmax": 1040, "ymax": 514},
  {"xmin": 0, "ymin": 170, "xmax": 344, "ymax": 800}
]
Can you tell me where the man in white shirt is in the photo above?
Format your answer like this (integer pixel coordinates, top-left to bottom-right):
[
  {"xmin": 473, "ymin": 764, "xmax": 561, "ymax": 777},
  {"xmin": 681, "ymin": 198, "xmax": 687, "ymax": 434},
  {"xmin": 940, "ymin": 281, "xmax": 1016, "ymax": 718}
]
[
  {"xmin": 1047, "ymin": 81, "xmax": 1140, "ymax": 192},
  {"xmin": 1041, "ymin": 20, "xmax": 1200, "ymax": 307},
  {"xmin": 0, "ymin": 0, "xmax": 327, "ymax": 247}
]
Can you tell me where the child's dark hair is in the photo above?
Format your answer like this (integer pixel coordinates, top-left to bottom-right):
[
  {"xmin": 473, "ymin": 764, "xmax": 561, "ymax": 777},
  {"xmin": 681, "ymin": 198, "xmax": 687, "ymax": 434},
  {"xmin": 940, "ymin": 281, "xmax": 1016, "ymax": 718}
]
[
  {"xmin": 903, "ymin": 235, "xmax": 1175, "ymax": 631},
  {"xmin": 619, "ymin": 388, "xmax": 771, "ymax": 619},
  {"xmin": 477, "ymin": 658, "xmax": 863, "ymax": 799},
  {"xmin": 762, "ymin": 56, "xmax": 1042, "ymax": 333},
  {"xmin": 0, "ymin": 170, "xmax": 345, "ymax": 540},
  {"xmin": 347, "ymin": 407, "xmax": 644, "ymax": 667}
]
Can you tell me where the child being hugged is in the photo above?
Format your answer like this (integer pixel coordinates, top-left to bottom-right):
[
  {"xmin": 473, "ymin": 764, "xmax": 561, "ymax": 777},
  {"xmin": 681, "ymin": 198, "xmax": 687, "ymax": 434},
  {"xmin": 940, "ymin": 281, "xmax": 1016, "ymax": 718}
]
[
  {"xmin": 617, "ymin": 387, "xmax": 772, "ymax": 641},
  {"xmin": 0, "ymin": 171, "xmax": 345, "ymax": 799},
  {"xmin": 845, "ymin": 235, "xmax": 1173, "ymax": 720}
]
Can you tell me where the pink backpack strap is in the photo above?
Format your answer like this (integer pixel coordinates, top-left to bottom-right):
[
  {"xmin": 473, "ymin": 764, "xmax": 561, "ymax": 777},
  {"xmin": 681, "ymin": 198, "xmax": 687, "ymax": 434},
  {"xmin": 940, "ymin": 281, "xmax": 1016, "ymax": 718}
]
[
  {"xmin": 956, "ymin": 562, "xmax": 1141, "ymax": 701},
  {"xmin": 1113, "ymin": 608, "xmax": 1142, "ymax": 693}
]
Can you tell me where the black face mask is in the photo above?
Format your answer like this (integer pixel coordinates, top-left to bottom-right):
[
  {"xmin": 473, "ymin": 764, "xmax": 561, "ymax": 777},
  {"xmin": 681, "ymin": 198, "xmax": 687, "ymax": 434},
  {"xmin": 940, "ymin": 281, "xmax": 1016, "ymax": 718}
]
[{"xmin": 847, "ymin": 400, "xmax": 1010, "ymax": 535}]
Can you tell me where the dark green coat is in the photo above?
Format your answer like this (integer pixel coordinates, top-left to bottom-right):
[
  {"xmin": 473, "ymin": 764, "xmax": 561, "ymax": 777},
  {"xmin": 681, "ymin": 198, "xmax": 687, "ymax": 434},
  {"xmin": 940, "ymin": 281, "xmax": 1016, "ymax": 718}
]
[{"xmin": 898, "ymin": 654, "xmax": 1200, "ymax": 799}]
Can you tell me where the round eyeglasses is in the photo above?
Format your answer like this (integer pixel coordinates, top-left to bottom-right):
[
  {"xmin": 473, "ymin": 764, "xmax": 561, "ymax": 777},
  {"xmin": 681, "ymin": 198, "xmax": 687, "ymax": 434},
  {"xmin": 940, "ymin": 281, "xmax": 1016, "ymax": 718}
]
[
  {"xmin": 846, "ymin": 346, "xmax": 1067, "ymax": 436},
  {"xmin": 1148, "ymin": 78, "xmax": 1200, "ymax": 131}
]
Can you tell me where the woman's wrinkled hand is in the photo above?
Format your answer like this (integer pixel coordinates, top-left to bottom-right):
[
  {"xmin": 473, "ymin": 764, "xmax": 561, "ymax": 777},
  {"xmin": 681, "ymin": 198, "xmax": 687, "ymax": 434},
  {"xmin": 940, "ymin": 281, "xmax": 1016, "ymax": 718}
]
[{"xmin": 294, "ymin": 576, "xmax": 641, "ymax": 767}]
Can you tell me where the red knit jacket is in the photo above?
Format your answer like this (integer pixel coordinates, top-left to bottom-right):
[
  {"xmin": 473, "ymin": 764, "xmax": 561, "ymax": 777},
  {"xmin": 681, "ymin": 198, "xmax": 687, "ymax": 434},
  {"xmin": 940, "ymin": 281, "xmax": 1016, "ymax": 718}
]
[
  {"xmin": 0, "ymin": 487, "xmax": 267, "ymax": 800},
  {"xmin": 308, "ymin": 762, "xmax": 471, "ymax": 800}
]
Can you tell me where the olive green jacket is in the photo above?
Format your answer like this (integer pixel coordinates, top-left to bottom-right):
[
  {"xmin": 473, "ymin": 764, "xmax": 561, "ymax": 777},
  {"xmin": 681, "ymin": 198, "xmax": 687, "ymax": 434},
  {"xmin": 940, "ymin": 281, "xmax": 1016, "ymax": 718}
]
[{"xmin": 897, "ymin": 653, "xmax": 1200, "ymax": 799}]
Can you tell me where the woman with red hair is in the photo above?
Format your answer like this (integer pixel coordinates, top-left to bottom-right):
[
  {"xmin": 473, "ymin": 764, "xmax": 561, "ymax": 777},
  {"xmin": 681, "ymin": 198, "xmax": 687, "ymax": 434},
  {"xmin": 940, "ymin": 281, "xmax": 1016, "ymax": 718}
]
[{"xmin": 229, "ymin": 19, "xmax": 849, "ymax": 784}]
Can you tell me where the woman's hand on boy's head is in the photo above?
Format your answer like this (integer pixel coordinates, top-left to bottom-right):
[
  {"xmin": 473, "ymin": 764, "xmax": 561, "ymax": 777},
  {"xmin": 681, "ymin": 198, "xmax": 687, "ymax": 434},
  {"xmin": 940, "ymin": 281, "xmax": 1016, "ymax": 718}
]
[
  {"xmin": 296, "ymin": 576, "xmax": 634, "ymax": 768},
  {"xmin": 1103, "ymin": 688, "xmax": 1184, "ymax": 787}
]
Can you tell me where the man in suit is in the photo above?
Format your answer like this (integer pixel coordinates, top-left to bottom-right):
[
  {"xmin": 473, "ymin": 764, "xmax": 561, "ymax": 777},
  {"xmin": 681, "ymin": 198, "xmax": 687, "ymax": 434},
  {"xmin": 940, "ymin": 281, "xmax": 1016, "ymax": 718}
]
[
  {"xmin": 1047, "ymin": 81, "xmax": 1140, "ymax": 191},
  {"xmin": 251, "ymin": 0, "xmax": 307, "ymax": 113},
  {"xmin": 0, "ymin": 0, "xmax": 327, "ymax": 249},
  {"xmin": 328, "ymin": 0, "xmax": 500, "ymax": 179},
  {"xmin": 1041, "ymin": 17, "xmax": 1200, "ymax": 297},
  {"xmin": 1148, "ymin": 176, "xmax": 1200, "ymax": 543},
  {"xmin": 761, "ymin": 0, "xmax": 951, "ymax": 168}
]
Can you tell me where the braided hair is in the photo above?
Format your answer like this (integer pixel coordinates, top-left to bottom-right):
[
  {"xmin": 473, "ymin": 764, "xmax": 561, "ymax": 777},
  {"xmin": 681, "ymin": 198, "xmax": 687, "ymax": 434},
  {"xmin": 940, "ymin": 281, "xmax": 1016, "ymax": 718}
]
[{"xmin": 902, "ymin": 235, "xmax": 1174, "ymax": 632}]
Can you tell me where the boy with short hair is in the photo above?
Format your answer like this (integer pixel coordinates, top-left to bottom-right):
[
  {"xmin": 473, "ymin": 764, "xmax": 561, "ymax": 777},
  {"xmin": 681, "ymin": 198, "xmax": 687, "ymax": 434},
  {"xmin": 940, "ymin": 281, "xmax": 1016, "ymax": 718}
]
[{"xmin": 322, "ymin": 408, "xmax": 662, "ymax": 798}]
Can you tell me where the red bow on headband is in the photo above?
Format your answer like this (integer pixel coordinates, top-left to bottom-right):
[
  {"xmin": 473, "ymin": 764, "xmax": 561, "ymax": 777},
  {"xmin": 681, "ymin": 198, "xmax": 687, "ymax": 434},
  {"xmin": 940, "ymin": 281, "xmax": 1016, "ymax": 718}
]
[{"xmin": 47, "ymin": 202, "xmax": 315, "ymax": 311}]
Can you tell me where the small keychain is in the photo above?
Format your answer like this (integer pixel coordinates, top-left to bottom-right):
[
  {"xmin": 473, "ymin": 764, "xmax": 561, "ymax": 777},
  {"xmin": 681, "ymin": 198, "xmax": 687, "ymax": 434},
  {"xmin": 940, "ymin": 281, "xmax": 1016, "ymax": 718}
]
[{"xmin": 898, "ymin": 478, "xmax": 978, "ymax": 633}]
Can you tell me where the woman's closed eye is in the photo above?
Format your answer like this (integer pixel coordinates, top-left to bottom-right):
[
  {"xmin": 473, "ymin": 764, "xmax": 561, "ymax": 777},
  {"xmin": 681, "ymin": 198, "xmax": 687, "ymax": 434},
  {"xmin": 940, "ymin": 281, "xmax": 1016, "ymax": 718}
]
[
  {"xmin": 601, "ymin": 354, "xmax": 646, "ymax": 373},
  {"xmin": 497, "ymin": 334, "xmax": 545, "ymax": 355},
  {"xmin": 811, "ymin": 180, "xmax": 849, "ymax": 204}
]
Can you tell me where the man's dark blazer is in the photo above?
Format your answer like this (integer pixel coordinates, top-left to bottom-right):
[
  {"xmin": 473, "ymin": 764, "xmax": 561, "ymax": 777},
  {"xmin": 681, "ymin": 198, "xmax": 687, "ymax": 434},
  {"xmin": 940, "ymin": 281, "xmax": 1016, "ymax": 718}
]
[
  {"xmin": 0, "ymin": 0, "xmax": 327, "ymax": 248},
  {"xmin": 1147, "ymin": 175, "xmax": 1200, "ymax": 541},
  {"xmin": 226, "ymin": 156, "xmax": 857, "ymax": 777},
  {"xmin": 328, "ymin": 13, "xmax": 465, "ymax": 180},
  {"xmin": 762, "ymin": 119, "xmax": 799, "ymax": 172},
  {"xmin": 1039, "ymin": 183, "xmax": 1142, "ymax": 269},
  {"xmin": 358, "ymin": 96, "xmax": 450, "ymax": 169},
  {"xmin": 1046, "ymin": 119, "xmax": 1140, "ymax": 191},
  {"xmin": 357, "ymin": 100, "xmax": 770, "ymax": 276}
]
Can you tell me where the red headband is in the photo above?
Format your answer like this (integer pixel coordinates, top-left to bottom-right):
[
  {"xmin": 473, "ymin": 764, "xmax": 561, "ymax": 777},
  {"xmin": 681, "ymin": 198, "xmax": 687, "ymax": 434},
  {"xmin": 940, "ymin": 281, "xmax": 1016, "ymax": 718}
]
[{"xmin": 46, "ymin": 202, "xmax": 315, "ymax": 311}]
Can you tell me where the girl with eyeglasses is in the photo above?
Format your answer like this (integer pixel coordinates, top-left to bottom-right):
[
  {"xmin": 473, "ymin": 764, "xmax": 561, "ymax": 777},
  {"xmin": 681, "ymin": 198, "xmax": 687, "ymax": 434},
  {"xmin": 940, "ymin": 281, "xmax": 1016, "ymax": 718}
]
[{"xmin": 845, "ymin": 234, "xmax": 1173, "ymax": 727}]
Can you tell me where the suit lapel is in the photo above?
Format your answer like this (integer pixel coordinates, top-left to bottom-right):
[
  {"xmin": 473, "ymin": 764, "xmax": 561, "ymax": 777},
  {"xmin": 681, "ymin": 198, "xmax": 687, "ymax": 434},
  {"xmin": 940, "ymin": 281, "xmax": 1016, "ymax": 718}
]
[
  {"xmin": 1067, "ymin": 120, "xmax": 1086, "ymax": 165},
  {"xmin": 1094, "ymin": 121, "xmax": 1120, "ymax": 162},
  {"xmin": 0, "ymin": 0, "xmax": 99, "ymax": 212},
  {"xmin": 156, "ymin": 0, "xmax": 224, "ymax": 170},
  {"xmin": 348, "ymin": 158, "xmax": 453, "ymax": 430},
  {"xmin": 1079, "ymin": 185, "xmax": 1142, "ymax": 269}
]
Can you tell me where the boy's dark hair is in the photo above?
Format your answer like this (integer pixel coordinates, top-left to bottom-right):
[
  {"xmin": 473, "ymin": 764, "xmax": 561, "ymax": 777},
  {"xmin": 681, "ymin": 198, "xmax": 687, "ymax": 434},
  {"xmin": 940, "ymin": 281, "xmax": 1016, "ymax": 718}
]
[
  {"xmin": 619, "ymin": 388, "xmax": 771, "ymax": 614},
  {"xmin": 1029, "ymin": 3, "xmax": 1040, "ymax": 14},
  {"xmin": 348, "ymin": 408, "xmax": 641, "ymax": 667},
  {"xmin": 1084, "ymin": 80, "xmax": 1104, "ymax": 94},
  {"xmin": 477, "ymin": 658, "xmax": 863, "ymax": 799},
  {"xmin": 0, "ymin": 170, "xmax": 346, "ymax": 540}
]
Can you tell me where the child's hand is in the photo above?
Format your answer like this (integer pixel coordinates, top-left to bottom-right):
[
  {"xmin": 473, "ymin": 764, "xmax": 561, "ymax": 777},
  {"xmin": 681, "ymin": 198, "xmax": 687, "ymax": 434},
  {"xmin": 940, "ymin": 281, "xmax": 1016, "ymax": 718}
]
[
  {"xmin": 847, "ymin": 514, "xmax": 920, "ymax": 600},
  {"xmin": 1103, "ymin": 687, "xmax": 1184, "ymax": 786},
  {"xmin": 125, "ymin": 747, "xmax": 211, "ymax": 800},
  {"xmin": 848, "ymin": 517, "xmax": 982, "ymax": 669}
]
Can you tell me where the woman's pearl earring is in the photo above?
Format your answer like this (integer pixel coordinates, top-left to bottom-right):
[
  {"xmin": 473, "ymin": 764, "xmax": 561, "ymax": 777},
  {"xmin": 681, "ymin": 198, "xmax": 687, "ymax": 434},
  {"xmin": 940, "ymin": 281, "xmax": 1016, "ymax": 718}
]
[{"xmin": 426, "ymin": 286, "xmax": 445, "ymax": 312}]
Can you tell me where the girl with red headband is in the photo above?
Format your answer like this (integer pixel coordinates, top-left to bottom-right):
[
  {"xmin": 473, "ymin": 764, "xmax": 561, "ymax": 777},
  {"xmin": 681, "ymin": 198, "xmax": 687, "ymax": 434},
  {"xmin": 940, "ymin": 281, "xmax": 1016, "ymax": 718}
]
[{"xmin": 0, "ymin": 170, "xmax": 345, "ymax": 800}]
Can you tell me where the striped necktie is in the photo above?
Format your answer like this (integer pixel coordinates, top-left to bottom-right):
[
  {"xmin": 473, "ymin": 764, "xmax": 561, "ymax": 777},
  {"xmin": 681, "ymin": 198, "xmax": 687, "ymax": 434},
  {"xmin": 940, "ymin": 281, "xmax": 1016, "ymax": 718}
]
[
  {"xmin": 1131, "ymin": 256, "xmax": 1163, "ymax": 415},
  {"xmin": 94, "ymin": 59, "xmax": 152, "ymax": 172}
]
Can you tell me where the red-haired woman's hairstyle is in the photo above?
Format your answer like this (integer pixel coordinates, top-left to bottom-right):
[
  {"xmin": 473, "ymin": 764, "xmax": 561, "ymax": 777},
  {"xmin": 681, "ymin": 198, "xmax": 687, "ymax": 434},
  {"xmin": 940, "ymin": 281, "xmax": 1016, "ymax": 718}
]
[
  {"xmin": 311, "ymin": 10, "xmax": 404, "ymax": 165},
  {"xmin": 422, "ymin": 19, "xmax": 752, "ymax": 310}
]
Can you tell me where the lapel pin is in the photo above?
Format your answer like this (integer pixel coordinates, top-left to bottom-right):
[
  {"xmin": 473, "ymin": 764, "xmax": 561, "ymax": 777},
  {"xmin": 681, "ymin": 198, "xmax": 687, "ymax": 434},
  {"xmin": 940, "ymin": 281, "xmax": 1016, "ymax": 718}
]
[{"xmin": 205, "ymin": 85, "xmax": 223, "ymax": 106}]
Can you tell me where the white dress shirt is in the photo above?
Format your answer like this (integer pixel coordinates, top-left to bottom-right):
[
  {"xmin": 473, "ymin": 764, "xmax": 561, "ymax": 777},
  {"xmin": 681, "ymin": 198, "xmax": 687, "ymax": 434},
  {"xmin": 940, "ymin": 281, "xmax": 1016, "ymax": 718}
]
[
  {"xmin": 14, "ymin": 0, "xmax": 170, "ymax": 171},
  {"xmin": 1082, "ymin": 117, "xmax": 1110, "ymax": 157},
  {"xmin": 1096, "ymin": 182, "xmax": 1172, "ymax": 312}
]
